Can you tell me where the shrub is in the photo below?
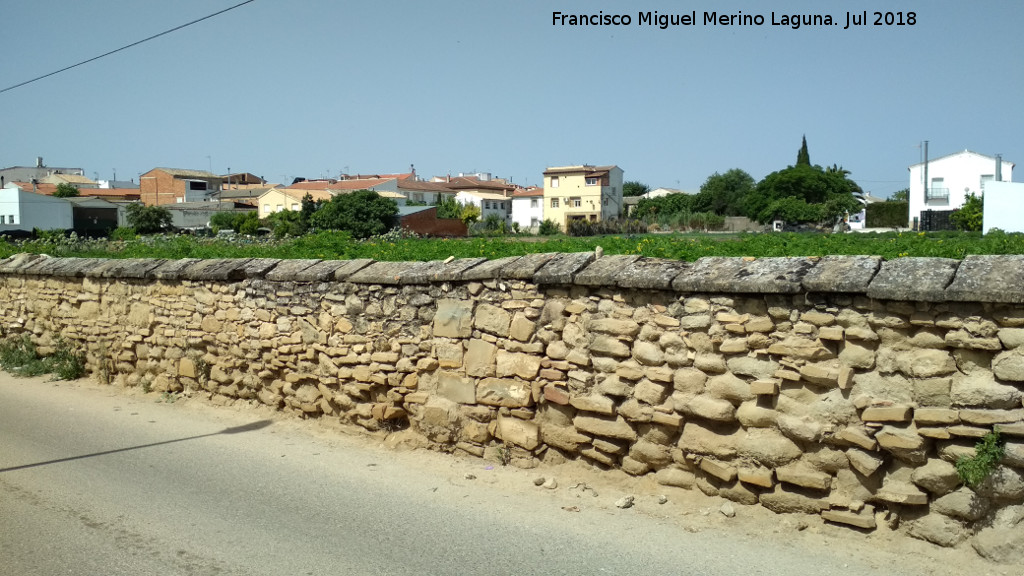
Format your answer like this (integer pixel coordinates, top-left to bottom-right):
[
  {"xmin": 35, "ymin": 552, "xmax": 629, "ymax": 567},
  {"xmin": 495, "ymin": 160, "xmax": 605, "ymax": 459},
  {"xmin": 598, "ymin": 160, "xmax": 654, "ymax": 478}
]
[
  {"xmin": 956, "ymin": 430, "xmax": 1004, "ymax": 488},
  {"xmin": 309, "ymin": 189, "xmax": 397, "ymax": 239},
  {"xmin": 0, "ymin": 335, "xmax": 85, "ymax": 380},
  {"xmin": 538, "ymin": 219, "xmax": 560, "ymax": 236},
  {"xmin": 126, "ymin": 203, "xmax": 173, "ymax": 234},
  {"xmin": 566, "ymin": 218, "xmax": 648, "ymax": 237},
  {"xmin": 109, "ymin": 226, "xmax": 137, "ymax": 241},
  {"xmin": 866, "ymin": 201, "xmax": 909, "ymax": 228},
  {"xmin": 951, "ymin": 192, "xmax": 983, "ymax": 232}
]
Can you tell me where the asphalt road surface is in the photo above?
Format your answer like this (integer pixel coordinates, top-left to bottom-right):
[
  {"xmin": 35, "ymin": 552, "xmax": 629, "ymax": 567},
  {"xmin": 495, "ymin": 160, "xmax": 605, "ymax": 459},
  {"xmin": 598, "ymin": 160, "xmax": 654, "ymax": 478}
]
[{"xmin": 0, "ymin": 374, "xmax": 978, "ymax": 576}]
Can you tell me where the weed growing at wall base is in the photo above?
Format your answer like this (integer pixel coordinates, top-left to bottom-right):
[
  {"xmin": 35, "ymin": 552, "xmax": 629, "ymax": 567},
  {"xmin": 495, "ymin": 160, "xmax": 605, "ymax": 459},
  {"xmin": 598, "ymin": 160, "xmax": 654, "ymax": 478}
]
[
  {"xmin": 956, "ymin": 430, "xmax": 1005, "ymax": 488},
  {"xmin": 0, "ymin": 335, "xmax": 86, "ymax": 380}
]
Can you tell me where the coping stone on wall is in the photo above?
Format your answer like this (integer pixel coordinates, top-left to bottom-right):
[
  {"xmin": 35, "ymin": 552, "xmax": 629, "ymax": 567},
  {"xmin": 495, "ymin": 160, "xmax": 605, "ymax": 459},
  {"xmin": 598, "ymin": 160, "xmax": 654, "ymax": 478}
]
[
  {"xmin": 240, "ymin": 258, "xmax": 283, "ymax": 279},
  {"xmin": 82, "ymin": 259, "xmax": 127, "ymax": 278},
  {"xmin": 946, "ymin": 255, "xmax": 1024, "ymax": 303},
  {"xmin": 151, "ymin": 258, "xmax": 203, "ymax": 280},
  {"xmin": 501, "ymin": 253, "xmax": 560, "ymax": 280},
  {"xmin": 403, "ymin": 257, "xmax": 487, "ymax": 284},
  {"xmin": 535, "ymin": 251, "xmax": 596, "ymax": 285},
  {"xmin": 331, "ymin": 259, "xmax": 374, "ymax": 281},
  {"xmin": 802, "ymin": 255, "xmax": 882, "ymax": 293},
  {"xmin": 31, "ymin": 257, "xmax": 89, "ymax": 277},
  {"xmin": 672, "ymin": 257, "xmax": 816, "ymax": 294},
  {"xmin": 99, "ymin": 258, "xmax": 167, "ymax": 279},
  {"xmin": 347, "ymin": 260, "xmax": 435, "ymax": 285},
  {"xmin": 459, "ymin": 256, "xmax": 521, "ymax": 281},
  {"xmin": 0, "ymin": 253, "xmax": 55, "ymax": 275},
  {"xmin": 866, "ymin": 257, "xmax": 960, "ymax": 302},
  {"xmin": 291, "ymin": 260, "xmax": 354, "ymax": 282},
  {"xmin": 574, "ymin": 254, "xmax": 640, "ymax": 286},
  {"xmin": 616, "ymin": 257, "xmax": 691, "ymax": 290},
  {"xmin": 265, "ymin": 259, "xmax": 322, "ymax": 281},
  {"xmin": 182, "ymin": 258, "xmax": 252, "ymax": 281}
]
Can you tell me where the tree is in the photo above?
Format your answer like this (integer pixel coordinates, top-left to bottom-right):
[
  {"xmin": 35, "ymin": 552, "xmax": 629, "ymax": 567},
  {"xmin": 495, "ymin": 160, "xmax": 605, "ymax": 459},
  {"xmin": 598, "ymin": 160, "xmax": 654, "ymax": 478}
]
[
  {"xmin": 950, "ymin": 192, "xmax": 983, "ymax": 231},
  {"xmin": 746, "ymin": 164, "xmax": 861, "ymax": 224},
  {"xmin": 891, "ymin": 188, "xmax": 909, "ymax": 202},
  {"xmin": 622, "ymin": 181, "xmax": 651, "ymax": 197},
  {"xmin": 796, "ymin": 135, "xmax": 811, "ymax": 166},
  {"xmin": 53, "ymin": 183, "xmax": 80, "ymax": 198},
  {"xmin": 309, "ymin": 189, "xmax": 397, "ymax": 239},
  {"xmin": 692, "ymin": 169, "xmax": 755, "ymax": 216},
  {"xmin": 125, "ymin": 203, "xmax": 172, "ymax": 234}
]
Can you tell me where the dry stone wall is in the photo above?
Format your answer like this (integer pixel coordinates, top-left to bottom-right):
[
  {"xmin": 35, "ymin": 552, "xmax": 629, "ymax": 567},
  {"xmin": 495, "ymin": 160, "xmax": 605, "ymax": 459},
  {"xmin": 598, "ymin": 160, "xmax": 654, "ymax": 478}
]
[{"xmin": 2, "ymin": 252, "xmax": 1024, "ymax": 555}]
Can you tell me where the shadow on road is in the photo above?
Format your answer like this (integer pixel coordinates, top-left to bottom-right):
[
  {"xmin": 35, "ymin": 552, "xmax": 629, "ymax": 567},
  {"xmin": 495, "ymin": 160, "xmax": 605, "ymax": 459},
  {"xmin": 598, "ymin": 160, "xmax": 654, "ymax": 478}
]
[{"xmin": 0, "ymin": 419, "xmax": 274, "ymax": 473}]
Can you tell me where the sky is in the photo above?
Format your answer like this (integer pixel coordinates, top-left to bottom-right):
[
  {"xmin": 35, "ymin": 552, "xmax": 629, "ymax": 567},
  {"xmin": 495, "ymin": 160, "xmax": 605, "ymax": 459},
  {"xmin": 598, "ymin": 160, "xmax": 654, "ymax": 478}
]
[{"xmin": 1, "ymin": 0, "xmax": 1021, "ymax": 197}]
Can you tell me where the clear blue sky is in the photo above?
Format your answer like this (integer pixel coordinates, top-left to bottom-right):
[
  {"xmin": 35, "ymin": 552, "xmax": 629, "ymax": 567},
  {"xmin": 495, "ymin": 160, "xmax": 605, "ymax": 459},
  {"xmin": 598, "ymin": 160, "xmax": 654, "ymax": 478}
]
[{"xmin": 2, "ymin": 0, "xmax": 1020, "ymax": 197}]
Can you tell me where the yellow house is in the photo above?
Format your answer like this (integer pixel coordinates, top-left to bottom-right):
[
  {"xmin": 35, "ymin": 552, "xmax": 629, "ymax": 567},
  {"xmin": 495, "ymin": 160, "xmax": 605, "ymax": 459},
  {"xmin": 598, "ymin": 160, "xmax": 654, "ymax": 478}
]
[
  {"xmin": 257, "ymin": 187, "xmax": 333, "ymax": 217},
  {"xmin": 542, "ymin": 165, "xmax": 624, "ymax": 230}
]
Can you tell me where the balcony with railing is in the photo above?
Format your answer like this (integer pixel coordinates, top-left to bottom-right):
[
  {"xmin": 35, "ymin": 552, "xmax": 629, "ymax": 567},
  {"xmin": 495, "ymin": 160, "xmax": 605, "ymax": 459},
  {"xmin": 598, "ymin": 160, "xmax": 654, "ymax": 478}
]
[{"xmin": 926, "ymin": 187, "xmax": 949, "ymax": 203}]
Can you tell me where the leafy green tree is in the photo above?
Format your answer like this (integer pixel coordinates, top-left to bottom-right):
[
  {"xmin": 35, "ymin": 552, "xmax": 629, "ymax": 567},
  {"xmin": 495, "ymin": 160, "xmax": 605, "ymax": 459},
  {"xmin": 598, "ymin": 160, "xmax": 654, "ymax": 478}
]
[
  {"xmin": 692, "ymin": 169, "xmax": 755, "ymax": 216},
  {"xmin": 53, "ymin": 183, "xmax": 80, "ymax": 198},
  {"xmin": 891, "ymin": 188, "xmax": 909, "ymax": 202},
  {"xmin": 951, "ymin": 192, "xmax": 983, "ymax": 231},
  {"xmin": 622, "ymin": 181, "xmax": 651, "ymax": 197},
  {"xmin": 746, "ymin": 164, "xmax": 861, "ymax": 224},
  {"xmin": 309, "ymin": 189, "xmax": 397, "ymax": 239},
  {"xmin": 796, "ymin": 135, "xmax": 810, "ymax": 166},
  {"xmin": 125, "ymin": 203, "xmax": 172, "ymax": 234},
  {"xmin": 633, "ymin": 193, "xmax": 695, "ymax": 220},
  {"xmin": 209, "ymin": 211, "xmax": 258, "ymax": 233}
]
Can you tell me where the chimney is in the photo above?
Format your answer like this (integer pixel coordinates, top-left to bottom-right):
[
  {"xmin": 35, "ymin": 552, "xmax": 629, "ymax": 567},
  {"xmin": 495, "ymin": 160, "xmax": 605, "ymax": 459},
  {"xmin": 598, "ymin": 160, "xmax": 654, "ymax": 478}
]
[
  {"xmin": 410, "ymin": 164, "xmax": 416, "ymax": 179},
  {"xmin": 996, "ymin": 154, "xmax": 1003, "ymax": 182}
]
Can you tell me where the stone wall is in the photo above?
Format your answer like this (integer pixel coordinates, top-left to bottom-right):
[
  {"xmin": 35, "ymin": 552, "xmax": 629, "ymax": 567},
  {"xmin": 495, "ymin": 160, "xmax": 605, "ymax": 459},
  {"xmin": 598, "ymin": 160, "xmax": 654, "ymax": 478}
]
[{"xmin": 2, "ymin": 252, "xmax": 1024, "ymax": 555}]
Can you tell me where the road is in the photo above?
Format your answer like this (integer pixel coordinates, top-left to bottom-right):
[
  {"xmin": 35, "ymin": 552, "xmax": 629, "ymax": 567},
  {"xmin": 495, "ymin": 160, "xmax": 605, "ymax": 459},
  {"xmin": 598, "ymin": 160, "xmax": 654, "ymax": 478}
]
[{"xmin": 0, "ymin": 374, "xmax": 992, "ymax": 576}]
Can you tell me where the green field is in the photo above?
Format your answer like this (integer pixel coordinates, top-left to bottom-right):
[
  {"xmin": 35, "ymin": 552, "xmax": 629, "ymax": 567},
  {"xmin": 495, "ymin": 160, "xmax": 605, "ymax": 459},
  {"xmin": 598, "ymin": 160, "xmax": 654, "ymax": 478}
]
[{"xmin": 2, "ymin": 230, "xmax": 1024, "ymax": 262}]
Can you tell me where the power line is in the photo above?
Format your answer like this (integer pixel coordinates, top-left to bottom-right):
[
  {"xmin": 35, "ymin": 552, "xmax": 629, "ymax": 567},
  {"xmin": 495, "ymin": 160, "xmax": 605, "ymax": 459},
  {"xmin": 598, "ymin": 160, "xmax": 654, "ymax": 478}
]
[{"xmin": 0, "ymin": 0, "xmax": 257, "ymax": 95}]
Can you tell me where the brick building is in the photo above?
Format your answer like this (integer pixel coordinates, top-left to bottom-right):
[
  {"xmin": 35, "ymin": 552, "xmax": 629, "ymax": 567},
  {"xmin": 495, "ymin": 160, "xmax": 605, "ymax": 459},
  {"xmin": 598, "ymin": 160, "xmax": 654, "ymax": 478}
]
[{"xmin": 139, "ymin": 168, "xmax": 223, "ymax": 206}]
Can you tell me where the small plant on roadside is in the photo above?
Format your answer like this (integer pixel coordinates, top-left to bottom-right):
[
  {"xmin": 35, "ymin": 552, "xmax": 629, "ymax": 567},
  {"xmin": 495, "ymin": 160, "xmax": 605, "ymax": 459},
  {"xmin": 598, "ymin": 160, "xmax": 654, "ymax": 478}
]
[
  {"xmin": 50, "ymin": 338, "xmax": 86, "ymax": 380},
  {"xmin": 159, "ymin": 391, "xmax": 180, "ymax": 404},
  {"xmin": 497, "ymin": 442, "xmax": 512, "ymax": 466},
  {"xmin": 956, "ymin": 430, "xmax": 1005, "ymax": 488},
  {"xmin": 0, "ymin": 335, "xmax": 86, "ymax": 380}
]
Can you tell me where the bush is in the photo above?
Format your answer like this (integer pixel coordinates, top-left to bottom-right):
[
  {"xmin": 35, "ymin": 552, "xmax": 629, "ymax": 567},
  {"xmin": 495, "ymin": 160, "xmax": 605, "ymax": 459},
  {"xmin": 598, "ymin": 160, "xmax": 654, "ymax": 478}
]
[
  {"xmin": 956, "ymin": 430, "xmax": 1004, "ymax": 488},
  {"xmin": 866, "ymin": 201, "xmax": 908, "ymax": 228},
  {"xmin": 309, "ymin": 189, "xmax": 398, "ymax": 239},
  {"xmin": 109, "ymin": 226, "xmax": 137, "ymax": 241},
  {"xmin": 951, "ymin": 192, "xmax": 984, "ymax": 232},
  {"xmin": 0, "ymin": 335, "xmax": 85, "ymax": 380},
  {"xmin": 126, "ymin": 203, "xmax": 173, "ymax": 234},
  {"xmin": 566, "ymin": 218, "xmax": 648, "ymax": 237},
  {"xmin": 538, "ymin": 219, "xmax": 560, "ymax": 235}
]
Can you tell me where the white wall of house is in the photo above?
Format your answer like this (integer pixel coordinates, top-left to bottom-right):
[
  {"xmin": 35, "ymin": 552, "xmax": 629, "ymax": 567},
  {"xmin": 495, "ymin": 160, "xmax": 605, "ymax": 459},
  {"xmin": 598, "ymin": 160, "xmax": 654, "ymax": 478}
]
[
  {"xmin": 511, "ymin": 196, "xmax": 544, "ymax": 231},
  {"xmin": 455, "ymin": 191, "xmax": 509, "ymax": 223},
  {"xmin": 983, "ymin": 181, "xmax": 1024, "ymax": 234},
  {"xmin": 908, "ymin": 150, "xmax": 1014, "ymax": 227},
  {"xmin": 0, "ymin": 188, "xmax": 73, "ymax": 231}
]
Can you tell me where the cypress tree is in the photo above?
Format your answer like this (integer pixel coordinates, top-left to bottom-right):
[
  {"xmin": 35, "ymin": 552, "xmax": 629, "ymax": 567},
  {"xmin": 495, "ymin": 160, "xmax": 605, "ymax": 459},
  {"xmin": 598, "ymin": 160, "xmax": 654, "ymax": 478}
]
[{"xmin": 796, "ymin": 135, "xmax": 810, "ymax": 166}]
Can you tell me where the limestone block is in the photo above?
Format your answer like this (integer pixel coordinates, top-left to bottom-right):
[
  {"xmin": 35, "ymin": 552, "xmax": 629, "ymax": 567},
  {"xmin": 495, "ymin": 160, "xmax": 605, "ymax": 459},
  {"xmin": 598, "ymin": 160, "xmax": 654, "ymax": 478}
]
[
  {"xmin": 749, "ymin": 379, "xmax": 778, "ymax": 396},
  {"xmin": 570, "ymin": 394, "xmax": 615, "ymax": 416},
  {"xmin": 672, "ymin": 367, "xmax": 707, "ymax": 394},
  {"xmin": 693, "ymin": 353, "xmax": 727, "ymax": 374},
  {"xmin": 509, "ymin": 314, "xmax": 536, "ymax": 342},
  {"xmin": 776, "ymin": 414, "xmax": 823, "ymax": 443},
  {"xmin": 875, "ymin": 425, "xmax": 926, "ymax": 451},
  {"xmin": 496, "ymin": 350, "xmax": 541, "ymax": 380},
  {"xmin": 945, "ymin": 330, "xmax": 1002, "ymax": 351},
  {"xmin": 540, "ymin": 423, "xmax": 591, "ymax": 452},
  {"xmin": 737, "ymin": 428, "xmax": 802, "ymax": 467},
  {"xmin": 977, "ymin": 467, "xmax": 1024, "ymax": 502},
  {"xmin": 726, "ymin": 356, "xmax": 778, "ymax": 380},
  {"xmin": 476, "ymin": 378, "xmax": 532, "ymax": 407},
  {"xmin": 846, "ymin": 449, "xmax": 885, "ymax": 477},
  {"xmin": 633, "ymin": 379, "xmax": 670, "ymax": 406},
  {"xmin": 907, "ymin": 515, "xmax": 967, "ymax": 548},
  {"xmin": 698, "ymin": 458, "xmax": 735, "ymax": 482},
  {"xmin": 997, "ymin": 328, "xmax": 1024, "ymax": 349},
  {"xmin": 759, "ymin": 487, "xmax": 827, "ymax": 514},
  {"xmin": 799, "ymin": 362, "xmax": 841, "ymax": 388},
  {"xmin": 632, "ymin": 340, "xmax": 664, "ymax": 366},
  {"xmin": 588, "ymin": 317, "xmax": 640, "ymax": 338},
  {"xmin": 767, "ymin": 336, "xmax": 836, "ymax": 361},
  {"xmin": 897, "ymin": 348, "xmax": 956, "ymax": 378},
  {"xmin": 775, "ymin": 463, "xmax": 832, "ymax": 491},
  {"xmin": 679, "ymin": 422, "xmax": 737, "ymax": 458},
  {"xmin": 959, "ymin": 408, "xmax": 1024, "ymax": 426},
  {"xmin": 679, "ymin": 395, "xmax": 736, "ymax": 422},
  {"xmin": 496, "ymin": 416, "xmax": 540, "ymax": 450},
  {"xmin": 951, "ymin": 370, "xmax": 1023, "ymax": 409},
  {"xmin": 656, "ymin": 467, "xmax": 696, "ymax": 488},
  {"xmin": 465, "ymin": 339, "xmax": 497, "ymax": 378},
  {"xmin": 590, "ymin": 335, "xmax": 631, "ymax": 358},
  {"xmin": 860, "ymin": 404, "xmax": 913, "ymax": 423},
  {"xmin": 475, "ymin": 304, "xmax": 511, "ymax": 337},
  {"xmin": 738, "ymin": 467, "xmax": 774, "ymax": 488},
  {"xmin": 838, "ymin": 341, "xmax": 875, "ymax": 370},
  {"xmin": 914, "ymin": 408, "xmax": 960, "ymax": 426},
  {"xmin": 873, "ymin": 481, "xmax": 929, "ymax": 505},
  {"xmin": 821, "ymin": 509, "xmax": 877, "ymax": 530},
  {"xmin": 932, "ymin": 488, "xmax": 991, "ymax": 521},
  {"xmin": 436, "ymin": 370, "xmax": 475, "ymax": 404},
  {"xmin": 993, "ymin": 348, "xmax": 1024, "ymax": 382},
  {"xmin": 433, "ymin": 300, "xmax": 473, "ymax": 338},
  {"xmin": 706, "ymin": 372, "xmax": 753, "ymax": 405},
  {"xmin": 719, "ymin": 337, "xmax": 748, "ymax": 354},
  {"xmin": 629, "ymin": 439, "xmax": 673, "ymax": 467},
  {"xmin": 736, "ymin": 400, "xmax": 777, "ymax": 428},
  {"xmin": 651, "ymin": 411, "xmax": 683, "ymax": 428},
  {"xmin": 568, "ymin": 416, "xmax": 636, "ymax": 447}
]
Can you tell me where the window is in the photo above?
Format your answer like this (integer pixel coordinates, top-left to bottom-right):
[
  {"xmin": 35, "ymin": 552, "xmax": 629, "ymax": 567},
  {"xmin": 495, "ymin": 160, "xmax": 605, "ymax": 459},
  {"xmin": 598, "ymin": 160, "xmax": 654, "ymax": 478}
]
[
  {"xmin": 551, "ymin": 198, "xmax": 559, "ymax": 208},
  {"xmin": 570, "ymin": 197, "xmax": 581, "ymax": 208},
  {"xmin": 263, "ymin": 204, "xmax": 271, "ymax": 214},
  {"xmin": 188, "ymin": 180, "xmax": 208, "ymax": 191},
  {"xmin": 531, "ymin": 217, "xmax": 539, "ymax": 227},
  {"xmin": 550, "ymin": 176, "xmax": 559, "ymax": 188},
  {"xmin": 276, "ymin": 204, "xmax": 284, "ymax": 212},
  {"xmin": 585, "ymin": 177, "xmax": 598, "ymax": 186},
  {"xmin": 981, "ymin": 174, "xmax": 994, "ymax": 189},
  {"xmin": 927, "ymin": 177, "xmax": 948, "ymax": 202},
  {"xmin": 291, "ymin": 203, "xmax": 300, "ymax": 211},
  {"xmin": 603, "ymin": 197, "xmax": 608, "ymax": 206},
  {"xmin": 530, "ymin": 198, "xmax": 538, "ymax": 208},
  {"xmin": 485, "ymin": 201, "xmax": 491, "ymax": 209},
  {"xmin": 414, "ymin": 193, "xmax": 424, "ymax": 202}
]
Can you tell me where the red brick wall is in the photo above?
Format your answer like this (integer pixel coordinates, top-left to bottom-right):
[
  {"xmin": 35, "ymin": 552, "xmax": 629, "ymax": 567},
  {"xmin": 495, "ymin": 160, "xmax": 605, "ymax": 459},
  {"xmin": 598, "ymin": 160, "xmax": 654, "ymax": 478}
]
[
  {"xmin": 399, "ymin": 208, "xmax": 467, "ymax": 237},
  {"xmin": 139, "ymin": 170, "xmax": 185, "ymax": 206}
]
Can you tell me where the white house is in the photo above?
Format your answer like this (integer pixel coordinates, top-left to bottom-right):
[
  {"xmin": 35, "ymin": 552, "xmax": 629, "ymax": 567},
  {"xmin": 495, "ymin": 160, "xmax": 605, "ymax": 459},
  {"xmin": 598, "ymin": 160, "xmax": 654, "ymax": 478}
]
[
  {"xmin": 0, "ymin": 187, "xmax": 73, "ymax": 232},
  {"xmin": 908, "ymin": 150, "xmax": 1014, "ymax": 229},
  {"xmin": 511, "ymin": 188, "xmax": 544, "ymax": 231},
  {"xmin": 455, "ymin": 190, "xmax": 510, "ymax": 224},
  {"xmin": 983, "ymin": 181, "xmax": 1024, "ymax": 234}
]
